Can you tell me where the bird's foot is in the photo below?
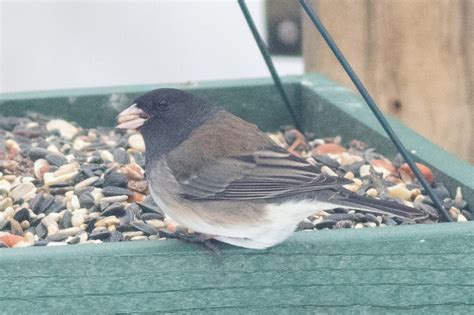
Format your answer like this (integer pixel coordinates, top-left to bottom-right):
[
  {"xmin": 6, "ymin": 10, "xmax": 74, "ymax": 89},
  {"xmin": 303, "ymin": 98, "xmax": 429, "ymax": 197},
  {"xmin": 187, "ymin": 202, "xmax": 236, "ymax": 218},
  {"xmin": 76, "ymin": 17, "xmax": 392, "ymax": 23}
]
[
  {"xmin": 159, "ymin": 228, "xmax": 220, "ymax": 253},
  {"xmin": 286, "ymin": 129, "xmax": 306, "ymax": 157}
]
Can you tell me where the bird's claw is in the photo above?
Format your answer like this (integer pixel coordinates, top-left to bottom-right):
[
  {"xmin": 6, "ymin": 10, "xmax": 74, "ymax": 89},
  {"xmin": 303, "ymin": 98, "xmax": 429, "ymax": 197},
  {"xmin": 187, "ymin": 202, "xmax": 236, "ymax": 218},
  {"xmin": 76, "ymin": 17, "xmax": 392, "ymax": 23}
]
[{"xmin": 158, "ymin": 228, "xmax": 220, "ymax": 254}]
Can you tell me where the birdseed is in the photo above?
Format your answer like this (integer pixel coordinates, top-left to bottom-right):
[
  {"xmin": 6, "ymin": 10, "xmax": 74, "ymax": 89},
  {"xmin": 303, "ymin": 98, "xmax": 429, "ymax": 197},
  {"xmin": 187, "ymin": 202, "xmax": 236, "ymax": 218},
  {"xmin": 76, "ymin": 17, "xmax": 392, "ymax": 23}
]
[{"xmin": 0, "ymin": 115, "xmax": 471, "ymax": 248}]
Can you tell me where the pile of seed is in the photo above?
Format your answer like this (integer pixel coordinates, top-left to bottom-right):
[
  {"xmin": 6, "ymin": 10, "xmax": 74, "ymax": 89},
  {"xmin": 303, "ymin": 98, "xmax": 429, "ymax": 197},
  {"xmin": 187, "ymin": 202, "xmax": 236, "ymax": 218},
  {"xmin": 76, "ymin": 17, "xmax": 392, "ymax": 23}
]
[
  {"xmin": 268, "ymin": 128, "xmax": 470, "ymax": 230},
  {"xmin": 0, "ymin": 115, "xmax": 470, "ymax": 248}
]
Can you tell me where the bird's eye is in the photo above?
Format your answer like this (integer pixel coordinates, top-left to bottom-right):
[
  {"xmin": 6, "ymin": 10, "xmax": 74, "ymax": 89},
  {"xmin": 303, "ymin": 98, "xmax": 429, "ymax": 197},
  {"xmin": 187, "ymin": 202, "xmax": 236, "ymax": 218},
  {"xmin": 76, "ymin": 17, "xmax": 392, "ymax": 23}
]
[{"xmin": 157, "ymin": 100, "xmax": 169, "ymax": 111}]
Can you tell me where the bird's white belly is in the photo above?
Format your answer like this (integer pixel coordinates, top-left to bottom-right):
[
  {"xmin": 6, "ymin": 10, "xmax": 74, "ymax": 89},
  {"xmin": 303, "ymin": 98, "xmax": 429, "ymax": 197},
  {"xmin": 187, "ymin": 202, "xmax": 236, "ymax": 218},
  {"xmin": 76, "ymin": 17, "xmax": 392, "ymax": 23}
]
[
  {"xmin": 150, "ymin": 185, "xmax": 337, "ymax": 249},
  {"xmin": 223, "ymin": 200, "xmax": 337, "ymax": 249},
  {"xmin": 148, "ymin": 187, "xmax": 233, "ymax": 236}
]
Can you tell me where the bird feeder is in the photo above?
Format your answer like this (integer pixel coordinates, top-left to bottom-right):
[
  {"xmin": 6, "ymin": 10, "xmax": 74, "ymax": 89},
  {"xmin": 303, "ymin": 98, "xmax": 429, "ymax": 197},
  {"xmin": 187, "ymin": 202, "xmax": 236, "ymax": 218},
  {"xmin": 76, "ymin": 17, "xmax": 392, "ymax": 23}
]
[
  {"xmin": 0, "ymin": 0, "xmax": 472, "ymax": 312},
  {"xmin": 0, "ymin": 74, "xmax": 473, "ymax": 313}
]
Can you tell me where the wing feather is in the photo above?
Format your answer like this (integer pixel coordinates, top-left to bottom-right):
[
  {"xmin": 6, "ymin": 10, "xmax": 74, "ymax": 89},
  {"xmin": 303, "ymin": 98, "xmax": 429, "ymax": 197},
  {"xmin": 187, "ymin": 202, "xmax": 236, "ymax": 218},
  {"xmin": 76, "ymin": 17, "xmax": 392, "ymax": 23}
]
[{"xmin": 177, "ymin": 147, "xmax": 351, "ymax": 200}]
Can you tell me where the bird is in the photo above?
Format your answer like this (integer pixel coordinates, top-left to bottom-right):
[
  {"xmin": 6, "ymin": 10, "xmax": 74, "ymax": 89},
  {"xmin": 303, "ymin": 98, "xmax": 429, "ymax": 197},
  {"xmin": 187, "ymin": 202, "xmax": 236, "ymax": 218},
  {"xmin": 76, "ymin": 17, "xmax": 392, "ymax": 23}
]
[{"xmin": 116, "ymin": 88, "xmax": 427, "ymax": 249}]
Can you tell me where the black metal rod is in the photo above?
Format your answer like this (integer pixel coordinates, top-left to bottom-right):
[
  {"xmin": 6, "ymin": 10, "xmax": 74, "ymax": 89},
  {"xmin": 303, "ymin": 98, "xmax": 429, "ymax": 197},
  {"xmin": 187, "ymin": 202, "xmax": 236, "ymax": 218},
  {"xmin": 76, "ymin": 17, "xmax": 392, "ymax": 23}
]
[
  {"xmin": 300, "ymin": 0, "xmax": 452, "ymax": 222},
  {"xmin": 238, "ymin": 0, "xmax": 303, "ymax": 132}
]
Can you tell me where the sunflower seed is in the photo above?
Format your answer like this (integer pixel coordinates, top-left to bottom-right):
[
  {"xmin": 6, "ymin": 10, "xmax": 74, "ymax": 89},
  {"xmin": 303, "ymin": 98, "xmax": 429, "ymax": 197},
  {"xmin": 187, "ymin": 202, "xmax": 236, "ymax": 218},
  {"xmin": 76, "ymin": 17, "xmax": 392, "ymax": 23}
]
[
  {"xmin": 45, "ymin": 153, "xmax": 68, "ymax": 167},
  {"xmin": 104, "ymin": 171, "xmax": 128, "ymax": 188},
  {"xmin": 27, "ymin": 147, "xmax": 50, "ymax": 161},
  {"xmin": 79, "ymin": 192, "xmax": 95, "ymax": 209},
  {"xmin": 130, "ymin": 220, "xmax": 159, "ymax": 235},
  {"xmin": 112, "ymin": 148, "xmax": 129, "ymax": 164},
  {"xmin": 13, "ymin": 208, "xmax": 30, "ymax": 222},
  {"xmin": 102, "ymin": 186, "xmax": 133, "ymax": 197}
]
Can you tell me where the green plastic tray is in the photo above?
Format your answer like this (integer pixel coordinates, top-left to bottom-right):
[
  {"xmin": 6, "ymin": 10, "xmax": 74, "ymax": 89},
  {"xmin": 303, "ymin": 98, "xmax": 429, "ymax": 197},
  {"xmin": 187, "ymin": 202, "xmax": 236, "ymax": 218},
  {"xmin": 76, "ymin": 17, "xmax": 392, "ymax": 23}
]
[{"xmin": 0, "ymin": 75, "xmax": 473, "ymax": 313}]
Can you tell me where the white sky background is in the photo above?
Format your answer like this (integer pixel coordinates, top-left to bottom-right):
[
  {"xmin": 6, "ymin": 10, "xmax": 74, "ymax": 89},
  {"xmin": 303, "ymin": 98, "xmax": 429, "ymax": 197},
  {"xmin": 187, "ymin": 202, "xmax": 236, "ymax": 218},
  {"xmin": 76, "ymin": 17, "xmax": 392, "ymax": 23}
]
[{"xmin": 0, "ymin": 0, "xmax": 303, "ymax": 93}]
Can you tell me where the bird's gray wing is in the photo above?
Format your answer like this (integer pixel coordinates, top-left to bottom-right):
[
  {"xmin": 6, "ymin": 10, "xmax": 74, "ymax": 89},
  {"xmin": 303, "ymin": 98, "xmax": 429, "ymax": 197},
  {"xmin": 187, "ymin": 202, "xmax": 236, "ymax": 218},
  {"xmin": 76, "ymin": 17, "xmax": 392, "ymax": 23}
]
[
  {"xmin": 174, "ymin": 147, "xmax": 427, "ymax": 219},
  {"xmin": 177, "ymin": 148, "xmax": 352, "ymax": 200}
]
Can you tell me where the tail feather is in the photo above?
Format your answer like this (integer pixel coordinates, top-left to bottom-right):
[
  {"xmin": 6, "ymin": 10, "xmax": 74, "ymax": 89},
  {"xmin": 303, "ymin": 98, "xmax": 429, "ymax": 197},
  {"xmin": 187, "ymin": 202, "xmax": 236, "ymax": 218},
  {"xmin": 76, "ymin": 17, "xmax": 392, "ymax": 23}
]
[{"xmin": 335, "ymin": 192, "xmax": 428, "ymax": 220}]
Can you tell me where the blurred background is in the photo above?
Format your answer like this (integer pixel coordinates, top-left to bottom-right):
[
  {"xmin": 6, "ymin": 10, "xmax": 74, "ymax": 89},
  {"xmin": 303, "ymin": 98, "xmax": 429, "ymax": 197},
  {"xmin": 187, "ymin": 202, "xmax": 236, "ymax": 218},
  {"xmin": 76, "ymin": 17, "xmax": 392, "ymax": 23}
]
[
  {"xmin": 1, "ymin": 0, "xmax": 472, "ymax": 163},
  {"xmin": 1, "ymin": 0, "xmax": 303, "ymax": 92}
]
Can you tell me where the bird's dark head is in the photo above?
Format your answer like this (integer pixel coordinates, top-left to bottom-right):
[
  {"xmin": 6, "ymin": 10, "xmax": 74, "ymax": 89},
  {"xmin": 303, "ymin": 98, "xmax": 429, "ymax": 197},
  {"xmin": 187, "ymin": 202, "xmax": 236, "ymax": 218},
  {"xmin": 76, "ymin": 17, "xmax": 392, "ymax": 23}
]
[
  {"xmin": 116, "ymin": 88, "xmax": 206, "ymax": 130},
  {"xmin": 117, "ymin": 88, "xmax": 218, "ymax": 162}
]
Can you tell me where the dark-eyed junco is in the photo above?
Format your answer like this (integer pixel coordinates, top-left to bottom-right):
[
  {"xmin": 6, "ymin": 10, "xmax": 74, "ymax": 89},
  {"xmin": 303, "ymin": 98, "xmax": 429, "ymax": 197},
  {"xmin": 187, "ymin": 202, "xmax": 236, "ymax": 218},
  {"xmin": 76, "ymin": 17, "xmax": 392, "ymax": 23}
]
[{"xmin": 117, "ymin": 88, "xmax": 426, "ymax": 249}]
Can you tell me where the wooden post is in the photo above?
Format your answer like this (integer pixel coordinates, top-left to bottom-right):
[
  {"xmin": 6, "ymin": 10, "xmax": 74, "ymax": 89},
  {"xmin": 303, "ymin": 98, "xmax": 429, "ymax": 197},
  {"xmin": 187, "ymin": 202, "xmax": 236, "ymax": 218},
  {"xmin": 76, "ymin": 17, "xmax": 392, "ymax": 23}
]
[{"xmin": 303, "ymin": 0, "xmax": 473, "ymax": 163}]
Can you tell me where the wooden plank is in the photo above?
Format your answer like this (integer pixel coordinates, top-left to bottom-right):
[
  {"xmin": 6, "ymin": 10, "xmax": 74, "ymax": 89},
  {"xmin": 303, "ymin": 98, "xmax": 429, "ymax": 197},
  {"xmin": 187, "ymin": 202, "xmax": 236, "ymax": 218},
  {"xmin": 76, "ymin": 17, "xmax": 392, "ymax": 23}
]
[
  {"xmin": 302, "ymin": 0, "xmax": 369, "ymax": 87},
  {"xmin": 464, "ymin": 0, "xmax": 474, "ymax": 161},
  {"xmin": 302, "ymin": 0, "xmax": 474, "ymax": 163},
  {"xmin": 1, "ymin": 222, "xmax": 473, "ymax": 313}
]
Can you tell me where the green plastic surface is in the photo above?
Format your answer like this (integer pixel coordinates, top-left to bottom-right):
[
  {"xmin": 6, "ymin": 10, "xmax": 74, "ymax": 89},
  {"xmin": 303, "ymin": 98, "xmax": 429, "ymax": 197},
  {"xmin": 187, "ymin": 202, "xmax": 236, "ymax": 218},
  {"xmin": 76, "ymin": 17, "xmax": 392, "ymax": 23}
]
[
  {"xmin": 1, "ymin": 75, "xmax": 473, "ymax": 313},
  {"xmin": 1, "ymin": 222, "xmax": 473, "ymax": 313}
]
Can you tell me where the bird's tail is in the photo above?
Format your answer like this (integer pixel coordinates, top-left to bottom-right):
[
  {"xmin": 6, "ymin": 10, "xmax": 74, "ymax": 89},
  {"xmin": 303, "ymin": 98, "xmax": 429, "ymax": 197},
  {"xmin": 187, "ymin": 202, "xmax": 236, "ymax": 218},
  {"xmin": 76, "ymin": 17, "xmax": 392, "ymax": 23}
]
[{"xmin": 335, "ymin": 192, "xmax": 428, "ymax": 220}]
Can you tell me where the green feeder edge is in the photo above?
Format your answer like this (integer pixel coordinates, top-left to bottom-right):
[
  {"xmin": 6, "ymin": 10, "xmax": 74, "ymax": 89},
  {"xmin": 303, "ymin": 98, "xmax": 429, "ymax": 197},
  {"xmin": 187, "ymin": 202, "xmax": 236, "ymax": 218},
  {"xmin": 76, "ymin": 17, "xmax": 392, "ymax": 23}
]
[{"xmin": 0, "ymin": 74, "xmax": 473, "ymax": 313}]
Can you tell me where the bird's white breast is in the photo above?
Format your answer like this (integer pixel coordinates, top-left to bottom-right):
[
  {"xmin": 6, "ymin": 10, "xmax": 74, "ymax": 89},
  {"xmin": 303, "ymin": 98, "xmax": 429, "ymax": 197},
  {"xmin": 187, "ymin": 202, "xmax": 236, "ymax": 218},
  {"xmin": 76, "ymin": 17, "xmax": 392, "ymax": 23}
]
[{"xmin": 147, "ymin": 159, "xmax": 338, "ymax": 249}]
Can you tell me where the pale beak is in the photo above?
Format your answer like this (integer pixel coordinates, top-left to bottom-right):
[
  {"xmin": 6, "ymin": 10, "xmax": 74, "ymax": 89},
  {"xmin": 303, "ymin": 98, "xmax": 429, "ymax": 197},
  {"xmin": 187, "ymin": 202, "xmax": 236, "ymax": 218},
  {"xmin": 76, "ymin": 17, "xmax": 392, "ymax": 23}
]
[{"xmin": 116, "ymin": 104, "xmax": 147, "ymax": 129}]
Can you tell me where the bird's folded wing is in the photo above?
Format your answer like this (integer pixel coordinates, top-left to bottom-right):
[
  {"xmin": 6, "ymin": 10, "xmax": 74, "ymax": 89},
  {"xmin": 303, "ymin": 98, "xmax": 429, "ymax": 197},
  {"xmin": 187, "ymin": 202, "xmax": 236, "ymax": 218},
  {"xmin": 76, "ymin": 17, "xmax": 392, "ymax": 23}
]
[{"xmin": 178, "ymin": 148, "xmax": 352, "ymax": 200}]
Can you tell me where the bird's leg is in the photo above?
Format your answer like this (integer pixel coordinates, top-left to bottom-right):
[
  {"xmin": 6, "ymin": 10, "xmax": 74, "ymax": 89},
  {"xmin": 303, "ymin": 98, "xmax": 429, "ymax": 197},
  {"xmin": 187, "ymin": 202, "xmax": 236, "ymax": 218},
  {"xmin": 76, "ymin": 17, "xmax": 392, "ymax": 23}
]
[
  {"xmin": 285, "ymin": 128, "xmax": 306, "ymax": 157},
  {"xmin": 158, "ymin": 228, "xmax": 220, "ymax": 254},
  {"xmin": 287, "ymin": 137, "xmax": 305, "ymax": 157},
  {"xmin": 369, "ymin": 165, "xmax": 390, "ymax": 197}
]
